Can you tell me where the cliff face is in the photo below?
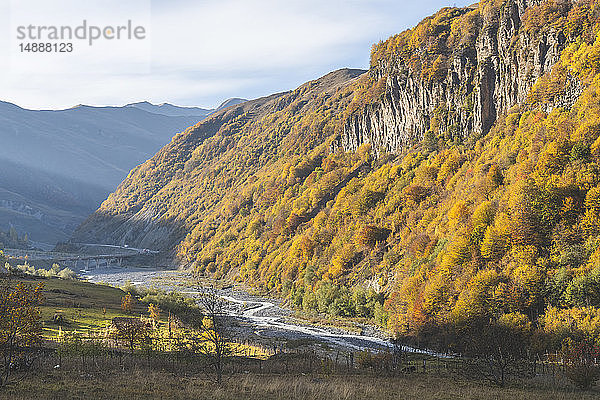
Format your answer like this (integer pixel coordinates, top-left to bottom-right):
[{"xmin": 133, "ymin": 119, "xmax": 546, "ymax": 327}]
[{"xmin": 339, "ymin": 0, "xmax": 578, "ymax": 155}]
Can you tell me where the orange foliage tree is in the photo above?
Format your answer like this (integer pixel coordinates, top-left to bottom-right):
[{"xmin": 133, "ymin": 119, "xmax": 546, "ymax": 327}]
[{"xmin": 0, "ymin": 283, "xmax": 44, "ymax": 386}]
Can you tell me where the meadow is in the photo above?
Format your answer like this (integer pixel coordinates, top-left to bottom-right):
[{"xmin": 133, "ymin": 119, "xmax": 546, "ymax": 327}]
[
  {"xmin": 1, "ymin": 368, "xmax": 597, "ymax": 400},
  {"xmin": 5, "ymin": 275, "xmax": 149, "ymax": 338}
]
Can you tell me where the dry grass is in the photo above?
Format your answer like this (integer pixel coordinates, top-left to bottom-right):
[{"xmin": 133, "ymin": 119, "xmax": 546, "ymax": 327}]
[{"xmin": 1, "ymin": 369, "xmax": 598, "ymax": 400}]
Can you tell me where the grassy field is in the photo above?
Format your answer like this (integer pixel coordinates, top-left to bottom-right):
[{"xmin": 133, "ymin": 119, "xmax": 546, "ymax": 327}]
[
  {"xmin": 1, "ymin": 275, "xmax": 149, "ymax": 338},
  {"xmin": 1, "ymin": 369, "xmax": 597, "ymax": 400}
]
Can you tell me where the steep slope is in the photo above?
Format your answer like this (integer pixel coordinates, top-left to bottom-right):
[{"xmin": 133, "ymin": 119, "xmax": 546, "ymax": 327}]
[
  {"xmin": 338, "ymin": 0, "xmax": 582, "ymax": 155},
  {"xmin": 73, "ymin": 69, "xmax": 366, "ymax": 251},
  {"xmin": 0, "ymin": 101, "xmax": 210, "ymax": 243},
  {"xmin": 74, "ymin": 0, "xmax": 600, "ymax": 352}
]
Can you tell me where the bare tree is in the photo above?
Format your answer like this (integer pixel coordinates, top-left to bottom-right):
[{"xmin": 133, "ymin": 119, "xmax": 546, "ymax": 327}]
[
  {"xmin": 195, "ymin": 284, "xmax": 236, "ymax": 383},
  {"xmin": 111, "ymin": 317, "xmax": 151, "ymax": 354},
  {"xmin": 460, "ymin": 320, "xmax": 530, "ymax": 386}
]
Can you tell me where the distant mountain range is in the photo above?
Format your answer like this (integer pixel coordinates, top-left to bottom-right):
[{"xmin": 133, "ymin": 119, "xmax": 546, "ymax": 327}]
[
  {"xmin": 0, "ymin": 98, "xmax": 246, "ymax": 245},
  {"xmin": 126, "ymin": 98, "xmax": 246, "ymax": 117},
  {"xmin": 125, "ymin": 101, "xmax": 212, "ymax": 118}
]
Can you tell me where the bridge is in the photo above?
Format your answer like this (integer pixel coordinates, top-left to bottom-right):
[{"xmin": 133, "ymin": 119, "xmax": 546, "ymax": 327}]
[{"xmin": 2, "ymin": 243, "xmax": 158, "ymax": 272}]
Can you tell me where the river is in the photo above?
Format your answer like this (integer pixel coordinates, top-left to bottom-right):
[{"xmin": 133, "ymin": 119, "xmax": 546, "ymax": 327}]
[{"xmin": 82, "ymin": 266, "xmax": 437, "ymax": 354}]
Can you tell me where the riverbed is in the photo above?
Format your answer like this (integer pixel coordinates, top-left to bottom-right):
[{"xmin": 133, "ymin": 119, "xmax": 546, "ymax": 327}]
[{"xmin": 81, "ymin": 266, "xmax": 430, "ymax": 354}]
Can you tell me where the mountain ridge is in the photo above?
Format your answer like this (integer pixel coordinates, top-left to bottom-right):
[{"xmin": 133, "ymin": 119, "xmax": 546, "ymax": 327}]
[
  {"xmin": 125, "ymin": 101, "xmax": 213, "ymax": 118},
  {"xmin": 0, "ymin": 100, "xmax": 222, "ymax": 243}
]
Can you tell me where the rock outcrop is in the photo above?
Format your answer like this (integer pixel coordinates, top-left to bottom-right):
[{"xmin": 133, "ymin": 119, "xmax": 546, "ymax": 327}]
[{"xmin": 338, "ymin": 0, "xmax": 578, "ymax": 156}]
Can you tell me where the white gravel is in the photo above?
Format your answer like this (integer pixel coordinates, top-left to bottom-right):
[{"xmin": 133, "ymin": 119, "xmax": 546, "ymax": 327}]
[{"xmin": 79, "ymin": 266, "xmax": 440, "ymax": 354}]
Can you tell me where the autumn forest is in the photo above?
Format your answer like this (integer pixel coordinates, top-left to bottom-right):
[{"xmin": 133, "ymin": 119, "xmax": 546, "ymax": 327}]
[{"xmin": 71, "ymin": 0, "xmax": 600, "ymax": 361}]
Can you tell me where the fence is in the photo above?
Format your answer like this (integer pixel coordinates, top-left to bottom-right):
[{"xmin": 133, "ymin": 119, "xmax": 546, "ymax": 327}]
[{"xmin": 4, "ymin": 335, "xmax": 595, "ymax": 388}]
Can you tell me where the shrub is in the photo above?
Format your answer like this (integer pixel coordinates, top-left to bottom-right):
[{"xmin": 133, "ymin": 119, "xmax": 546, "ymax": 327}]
[
  {"xmin": 563, "ymin": 339, "xmax": 600, "ymax": 389},
  {"xmin": 14, "ymin": 263, "xmax": 76, "ymax": 280}
]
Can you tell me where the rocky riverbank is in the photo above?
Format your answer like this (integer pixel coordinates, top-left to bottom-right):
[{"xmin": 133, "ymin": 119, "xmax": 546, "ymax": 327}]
[{"xmin": 82, "ymin": 266, "xmax": 401, "ymax": 353}]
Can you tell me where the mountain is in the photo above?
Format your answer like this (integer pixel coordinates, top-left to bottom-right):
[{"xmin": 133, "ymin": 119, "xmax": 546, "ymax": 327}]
[
  {"xmin": 0, "ymin": 158, "xmax": 106, "ymax": 245},
  {"xmin": 73, "ymin": 0, "xmax": 600, "ymax": 352},
  {"xmin": 73, "ymin": 69, "xmax": 365, "ymax": 252},
  {"xmin": 125, "ymin": 98, "xmax": 248, "ymax": 117},
  {"xmin": 0, "ymin": 101, "xmax": 212, "ymax": 244},
  {"xmin": 125, "ymin": 101, "xmax": 213, "ymax": 118}
]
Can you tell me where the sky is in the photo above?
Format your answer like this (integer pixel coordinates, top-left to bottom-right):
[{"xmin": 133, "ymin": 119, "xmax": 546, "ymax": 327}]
[{"xmin": 0, "ymin": 0, "xmax": 472, "ymax": 110}]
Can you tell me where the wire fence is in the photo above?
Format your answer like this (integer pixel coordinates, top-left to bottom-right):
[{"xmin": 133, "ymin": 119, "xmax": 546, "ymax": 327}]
[{"xmin": 4, "ymin": 334, "xmax": 593, "ymax": 389}]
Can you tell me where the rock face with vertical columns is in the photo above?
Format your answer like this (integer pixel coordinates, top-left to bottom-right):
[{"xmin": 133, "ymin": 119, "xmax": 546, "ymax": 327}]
[{"xmin": 337, "ymin": 0, "xmax": 581, "ymax": 156}]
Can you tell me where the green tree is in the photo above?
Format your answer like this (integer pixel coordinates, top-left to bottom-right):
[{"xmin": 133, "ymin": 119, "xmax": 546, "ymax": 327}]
[{"xmin": 565, "ymin": 268, "xmax": 600, "ymax": 307}]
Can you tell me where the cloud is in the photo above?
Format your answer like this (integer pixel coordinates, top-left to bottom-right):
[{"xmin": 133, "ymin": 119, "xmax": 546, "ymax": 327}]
[{"xmin": 0, "ymin": 0, "xmax": 471, "ymax": 109}]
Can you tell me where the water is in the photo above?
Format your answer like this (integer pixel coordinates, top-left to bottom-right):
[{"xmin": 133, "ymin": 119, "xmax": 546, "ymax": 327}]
[{"xmin": 83, "ymin": 266, "xmax": 442, "ymax": 354}]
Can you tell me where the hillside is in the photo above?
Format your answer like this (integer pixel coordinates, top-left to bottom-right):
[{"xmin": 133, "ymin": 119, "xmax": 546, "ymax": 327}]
[
  {"xmin": 73, "ymin": 69, "xmax": 366, "ymax": 252},
  {"xmin": 73, "ymin": 0, "xmax": 600, "ymax": 352},
  {"xmin": 0, "ymin": 101, "xmax": 214, "ymax": 244}
]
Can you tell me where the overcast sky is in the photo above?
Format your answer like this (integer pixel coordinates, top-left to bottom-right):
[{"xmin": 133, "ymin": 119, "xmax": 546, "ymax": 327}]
[{"xmin": 0, "ymin": 0, "xmax": 472, "ymax": 110}]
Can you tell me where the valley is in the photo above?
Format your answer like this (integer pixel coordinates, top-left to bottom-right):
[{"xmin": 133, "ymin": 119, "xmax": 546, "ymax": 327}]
[
  {"xmin": 82, "ymin": 266, "xmax": 396, "ymax": 353},
  {"xmin": 0, "ymin": 98, "xmax": 245, "ymax": 244},
  {"xmin": 1, "ymin": 265, "xmax": 592, "ymax": 399},
  {"xmin": 3, "ymin": 0, "xmax": 600, "ymax": 397}
]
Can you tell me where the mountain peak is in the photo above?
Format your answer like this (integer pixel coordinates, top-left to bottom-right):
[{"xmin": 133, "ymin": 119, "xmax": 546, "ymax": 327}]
[{"xmin": 127, "ymin": 101, "xmax": 153, "ymax": 107}]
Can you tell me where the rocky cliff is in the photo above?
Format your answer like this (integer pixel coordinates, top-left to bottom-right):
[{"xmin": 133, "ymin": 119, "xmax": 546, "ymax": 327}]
[{"xmin": 338, "ymin": 0, "xmax": 581, "ymax": 155}]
